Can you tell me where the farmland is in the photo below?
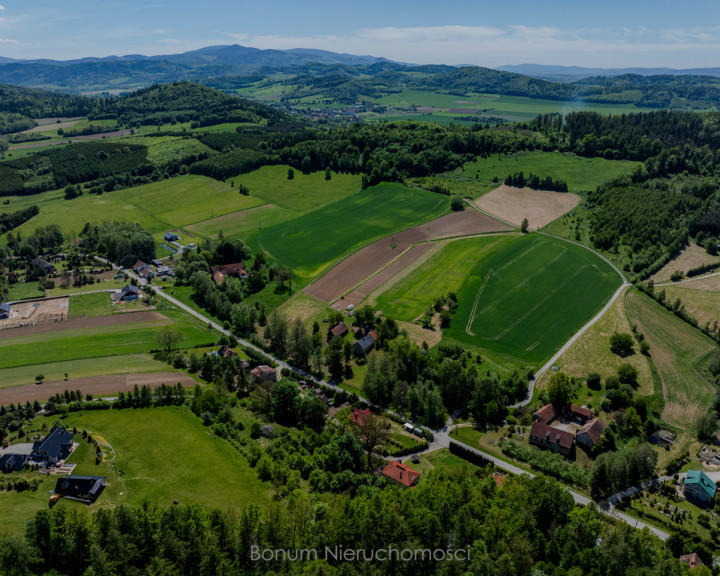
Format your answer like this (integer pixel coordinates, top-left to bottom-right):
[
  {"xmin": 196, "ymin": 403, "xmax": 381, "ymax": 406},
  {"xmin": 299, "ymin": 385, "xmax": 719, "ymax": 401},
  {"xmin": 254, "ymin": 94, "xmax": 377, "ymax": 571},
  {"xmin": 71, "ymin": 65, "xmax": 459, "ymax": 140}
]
[
  {"xmin": 0, "ymin": 406, "xmax": 270, "ymax": 534},
  {"xmin": 474, "ymin": 186, "xmax": 580, "ymax": 229},
  {"xmin": 417, "ymin": 150, "xmax": 640, "ymax": 198},
  {"xmin": 660, "ymin": 274, "xmax": 720, "ymax": 327},
  {"xmin": 624, "ymin": 288, "xmax": 717, "ymax": 430},
  {"xmin": 443, "ymin": 234, "xmax": 621, "ymax": 366},
  {"xmin": 367, "ymin": 90, "xmax": 657, "ymax": 124},
  {"xmin": 374, "ymin": 234, "xmax": 518, "ymax": 321},
  {"xmin": 247, "ymin": 183, "xmax": 450, "ymax": 286}
]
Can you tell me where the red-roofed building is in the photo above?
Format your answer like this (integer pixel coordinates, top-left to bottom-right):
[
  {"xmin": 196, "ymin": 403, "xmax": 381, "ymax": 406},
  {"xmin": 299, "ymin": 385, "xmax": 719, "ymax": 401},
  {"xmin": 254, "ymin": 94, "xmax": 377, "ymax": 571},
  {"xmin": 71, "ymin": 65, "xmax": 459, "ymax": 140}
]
[
  {"xmin": 679, "ymin": 553, "xmax": 704, "ymax": 569},
  {"xmin": 330, "ymin": 322, "xmax": 349, "ymax": 339},
  {"xmin": 493, "ymin": 472, "xmax": 506, "ymax": 487},
  {"xmin": 251, "ymin": 365, "xmax": 277, "ymax": 384},
  {"xmin": 211, "ymin": 262, "xmax": 248, "ymax": 282},
  {"xmin": 576, "ymin": 418, "xmax": 605, "ymax": 449},
  {"xmin": 569, "ymin": 404, "xmax": 593, "ymax": 424},
  {"xmin": 350, "ymin": 408, "xmax": 372, "ymax": 427},
  {"xmin": 529, "ymin": 421, "xmax": 574, "ymax": 456},
  {"xmin": 532, "ymin": 403, "xmax": 557, "ymax": 424},
  {"xmin": 381, "ymin": 461, "xmax": 420, "ymax": 488}
]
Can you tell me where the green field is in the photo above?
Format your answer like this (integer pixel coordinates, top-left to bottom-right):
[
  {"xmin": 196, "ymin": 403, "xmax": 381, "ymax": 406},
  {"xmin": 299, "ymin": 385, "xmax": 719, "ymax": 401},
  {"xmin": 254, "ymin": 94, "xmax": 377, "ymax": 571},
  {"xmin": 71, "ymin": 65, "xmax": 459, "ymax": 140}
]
[
  {"xmin": 369, "ymin": 90, "xmax": 656, "ymax": 123},
  {"xmin": 6, "ymin": 281, "xmax": 44, "ymax": 301},
  {"xmin": 374, "ymin": 235, "xmax": 518, "ymax": 321},
  {"xmin": 68, "ymin": 291, "xmax": 113, "ymax": 318},
  {"xmin": 0, "ymin": 305, "xmax": 214, "ymax": 386},
  {"xmin": 0, "ymin": 354, "xmax": 169, "ymax": 389},
  {"xmin": 441, "ymin": 234, "xmax": 621, "ymax": 366},
  {"xmin": 624, "ymin": 289, "xmax": 717, "ymax": 430},
  {"xmin": 416, "ymin": 151, "xmax": 640, "ymax": 198},
  {"xmin": 0, "ymin": 407, "xmax": 270, "ymax": 534},
  {"xmin": 247, "ymin": 183, "xmax": 450, "ymax": 285}
]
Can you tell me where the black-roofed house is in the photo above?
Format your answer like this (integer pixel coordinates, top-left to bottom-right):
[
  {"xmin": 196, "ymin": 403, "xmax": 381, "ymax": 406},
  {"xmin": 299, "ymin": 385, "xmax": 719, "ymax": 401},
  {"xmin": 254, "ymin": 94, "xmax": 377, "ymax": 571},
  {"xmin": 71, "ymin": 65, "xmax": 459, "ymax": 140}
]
[
  {"xmin": 164, "ymin": 232, "xmax": 180, "ymax": 242},
  {"xmin": 54, "ymin": 475, "xmax": 106, "ymax": 504},
  {"xmin": 0, "ymin": 302, "xmax": 10, "ymax": 320},
  {"xmin": 30, "ymin": 258, "xmax": 56, "ymax": 275},
  {"xmin": 32, "ymin": 428, "xmax": 74, "ymax": 465},
  {"xmin": 113, "ymin": 284, "xmax": 141, "ymax": 302},
  {"xmin": 353, "ymin": 329, "xmax": 378, "ymax": 357},
  {"xmin": 0, "ymin": 453, "xmax": 28, "ymax": 472}
]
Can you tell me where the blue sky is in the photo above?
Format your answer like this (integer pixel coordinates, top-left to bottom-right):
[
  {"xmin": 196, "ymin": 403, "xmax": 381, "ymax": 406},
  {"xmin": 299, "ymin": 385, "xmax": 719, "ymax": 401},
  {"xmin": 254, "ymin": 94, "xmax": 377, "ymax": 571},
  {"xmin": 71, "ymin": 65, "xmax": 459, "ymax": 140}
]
[{"xmin": 1, "ymin": 0, "xmax": 719, "ymax": 68}]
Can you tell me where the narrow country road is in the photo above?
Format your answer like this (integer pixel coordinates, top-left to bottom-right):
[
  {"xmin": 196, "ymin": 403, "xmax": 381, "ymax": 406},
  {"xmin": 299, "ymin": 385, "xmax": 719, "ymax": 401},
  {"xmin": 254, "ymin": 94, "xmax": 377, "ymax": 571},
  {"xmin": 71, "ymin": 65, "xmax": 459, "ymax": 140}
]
[
  {"xmin": 655, "ymin": 270, "xmax": 720, "ymax": 287},
  {"xmin": 124, "ymin": 257, "xmax": 666, "ymax": 541}
]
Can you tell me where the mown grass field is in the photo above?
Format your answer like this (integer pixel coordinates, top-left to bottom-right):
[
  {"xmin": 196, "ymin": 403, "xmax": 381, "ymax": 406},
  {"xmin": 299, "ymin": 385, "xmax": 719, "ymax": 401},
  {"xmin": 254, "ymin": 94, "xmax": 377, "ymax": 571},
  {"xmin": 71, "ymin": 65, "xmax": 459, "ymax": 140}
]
[
  {"xmin": 6, "ymin": 281, "xmax": 44, "ymax": 301},
  {"xmin": 421, "ymin": 151, "xmax": 640, "ymax": 198},
  {"xmin": 374, "ymin": 235, "xmax": 518, "ymax": 321},
  {"xmin": 0, "ymin": 406, "xmax": 270, "ymax": 535},
  {"xmin": 68, "ymin": 291, "xmax": 113, "ymax": 319},
  {"xmin": 0, "ymin": 354, "xmax": 168, "ymax": 389},
  {"xmin": 444, "ymin": 234, "xmax": 620, "ymax": 366},
  {"xmin": 624, "ymin": 289, "xmax": 717, "ymax": 430},
  {"xmin": 0, "ymin": 305, "xmax": 214, "ymax": 388},
  {"xmin": 246, "ymin": 183, "xmax": 450, "ymax": 286},
  {"xmin": 661, "ymin": 275, "xmax": 720, "ymax": 327}
]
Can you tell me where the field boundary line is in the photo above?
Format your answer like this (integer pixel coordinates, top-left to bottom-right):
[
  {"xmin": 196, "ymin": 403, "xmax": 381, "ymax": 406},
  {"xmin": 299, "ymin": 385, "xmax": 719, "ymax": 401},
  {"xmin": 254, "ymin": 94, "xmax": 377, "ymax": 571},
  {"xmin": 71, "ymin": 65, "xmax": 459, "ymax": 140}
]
[{"xmin": 654, "ymin": 270, "xmax": 720, "ymax": 287}]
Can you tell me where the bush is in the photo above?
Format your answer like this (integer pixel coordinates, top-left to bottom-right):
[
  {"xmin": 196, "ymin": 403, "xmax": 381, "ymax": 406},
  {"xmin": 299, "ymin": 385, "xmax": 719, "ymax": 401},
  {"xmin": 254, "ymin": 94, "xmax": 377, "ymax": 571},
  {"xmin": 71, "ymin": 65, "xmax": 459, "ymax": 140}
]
[
  {"xmin": 449, "ymin": 441, "xmax": 493, "ymax": 468},
  {"xmin": 586, "ymin": 372, "xmax": 602, "ymax": 390},
  {"xmin": 610, "ymin": 332, "xmax": 634, "ymax": 357}
]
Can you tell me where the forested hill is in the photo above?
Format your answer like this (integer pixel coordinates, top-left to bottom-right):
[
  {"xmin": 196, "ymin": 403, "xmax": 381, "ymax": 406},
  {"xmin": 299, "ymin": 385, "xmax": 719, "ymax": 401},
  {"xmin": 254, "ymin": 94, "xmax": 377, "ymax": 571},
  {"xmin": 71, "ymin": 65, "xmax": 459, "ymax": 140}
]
[
  {"xmin": 94, "ymin": 81, "xmax": 290, "ymax": 127},
  {"xmin": 0, "ymin": 83, "xmax": 96, "ymax": 117}
]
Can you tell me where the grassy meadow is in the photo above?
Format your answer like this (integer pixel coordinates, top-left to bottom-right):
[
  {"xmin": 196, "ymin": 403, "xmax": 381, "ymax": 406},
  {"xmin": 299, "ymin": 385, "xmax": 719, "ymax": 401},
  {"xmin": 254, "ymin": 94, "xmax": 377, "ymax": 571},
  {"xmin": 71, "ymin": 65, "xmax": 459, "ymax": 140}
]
[
  {"xmin": 624, "ymin": 289, "xmax": 717, "ymax": 431},
  {"xmin": 0, "ymin": 406, "xmax": 270, "ymax": 535},
  {"xmin": 417, "ymin": 150, "xmax": 640, "ymax": 198},
  {"xmin": 443, "ymin": 234, "xmax": 621, "ymax": 366}
]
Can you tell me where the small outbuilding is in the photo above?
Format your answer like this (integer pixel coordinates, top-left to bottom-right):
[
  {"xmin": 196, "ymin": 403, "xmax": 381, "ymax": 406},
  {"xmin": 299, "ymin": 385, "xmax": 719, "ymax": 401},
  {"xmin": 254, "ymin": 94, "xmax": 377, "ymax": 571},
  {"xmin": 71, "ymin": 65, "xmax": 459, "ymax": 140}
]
[
  {"xmin": 164, "ymin": 232, "xmax": 180, "ymax": 242},
  {"xmin": 0, "ymin": 302, "xmax": 10, "ymax": 320},
  {"xmin": 0, "ymin": 453, "xmax": 28, "ymax": 472}
]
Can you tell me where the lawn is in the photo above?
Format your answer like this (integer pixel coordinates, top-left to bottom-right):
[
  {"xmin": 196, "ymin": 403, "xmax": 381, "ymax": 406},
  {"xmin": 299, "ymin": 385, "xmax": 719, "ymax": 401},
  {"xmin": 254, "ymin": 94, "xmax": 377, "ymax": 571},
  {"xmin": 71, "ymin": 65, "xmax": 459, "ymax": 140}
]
[
  {"xmin": 624, "ymin": 289, "xmax": 717, "ymax": 431},
  {"xmin": 0, "ymin": 406, "xmax": 271, "ymax": 535},
  {"xmin": 246, "ymin": 183, "xmax": 449, "ymax": 286},
  {"xmin": 374, "ymin": 235, "xmax": 518, "ymax": 322},
  {"xmin": 412, "ymin": 448, "xmax": 480, "ymax": 476},
  {"xmin": 47, "ymin": 279, "xmax": 126, "ymax": 297},
  {"xmin": 68, "ymin": 292, "xmax": 113, "ymax": 319},
  {"xmin": 0, "ymin": 354, "xmax": 171, "ymax": 389},
  {"xmin": 7, "ymin": 281, "xmax": 45, "ymax": 301},
  {"xmin": 425, "ymin": 151, "xmax": 640, "ymax": 198}
]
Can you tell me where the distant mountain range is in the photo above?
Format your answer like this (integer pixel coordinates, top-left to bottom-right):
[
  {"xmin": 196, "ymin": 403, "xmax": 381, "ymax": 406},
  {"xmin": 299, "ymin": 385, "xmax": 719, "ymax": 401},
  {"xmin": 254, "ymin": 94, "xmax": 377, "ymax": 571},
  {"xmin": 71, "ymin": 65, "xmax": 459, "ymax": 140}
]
[
  {"xmin": 0, "ymin": 45, "xmax": 391, "ymax": 92},
  {"xmin": 498, "ymin": 63, "xmax": 720, "ymax": 81}
]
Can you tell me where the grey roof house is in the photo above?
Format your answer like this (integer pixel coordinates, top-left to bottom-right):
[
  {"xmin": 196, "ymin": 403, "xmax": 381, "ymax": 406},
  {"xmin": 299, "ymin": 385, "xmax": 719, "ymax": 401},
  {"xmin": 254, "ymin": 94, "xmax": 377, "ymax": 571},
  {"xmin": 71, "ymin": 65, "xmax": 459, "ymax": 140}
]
[{"xmin": 32, "ymin": 428, "xmax": 74, "ymax": 465}]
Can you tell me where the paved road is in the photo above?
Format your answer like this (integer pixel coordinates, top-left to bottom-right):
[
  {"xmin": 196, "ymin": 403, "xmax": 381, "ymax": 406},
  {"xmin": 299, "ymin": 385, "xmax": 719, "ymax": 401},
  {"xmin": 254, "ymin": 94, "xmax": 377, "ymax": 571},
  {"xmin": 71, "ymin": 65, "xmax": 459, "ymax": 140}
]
[{"xmin": 127, "ymin": 266, "xmax": 669, "ymax": 541}]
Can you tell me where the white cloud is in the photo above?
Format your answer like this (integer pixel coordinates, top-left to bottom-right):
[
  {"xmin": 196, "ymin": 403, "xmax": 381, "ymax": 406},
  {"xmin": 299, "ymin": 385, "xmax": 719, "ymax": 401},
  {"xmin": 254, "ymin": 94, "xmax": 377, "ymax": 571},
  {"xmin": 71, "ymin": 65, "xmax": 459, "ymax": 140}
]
[
  {"xmin": 0, "ymin": 37, "xmax": 17, "ymax": 44},
  {"xmin": 0, "ymin": 6, "xmax": 4, "ymax": 10}
]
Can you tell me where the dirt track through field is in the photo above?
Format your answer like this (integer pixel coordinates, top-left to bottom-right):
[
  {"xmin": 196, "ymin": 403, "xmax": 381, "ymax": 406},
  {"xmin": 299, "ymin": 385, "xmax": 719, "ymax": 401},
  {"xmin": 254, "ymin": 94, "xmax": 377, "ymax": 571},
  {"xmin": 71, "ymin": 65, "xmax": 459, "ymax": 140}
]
[
  {"xmin": 475, "ymin": 185, "xmax": 580, "ymax": 229},
  {"xmin": 0, "ymin": 372, "xmax": 198, "ymax": 404},
  {"xmin": 305, "ymin": 209, "xmax": 511, "ymax": 305},
  {"xmin": 0, "ymin": 311, "xmax": 167, "ymax": 339}
]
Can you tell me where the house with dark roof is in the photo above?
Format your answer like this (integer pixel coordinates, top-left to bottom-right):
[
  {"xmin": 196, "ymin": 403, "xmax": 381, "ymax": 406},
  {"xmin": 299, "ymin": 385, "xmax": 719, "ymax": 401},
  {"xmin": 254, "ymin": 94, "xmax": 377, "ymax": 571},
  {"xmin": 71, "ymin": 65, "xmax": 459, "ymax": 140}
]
[
  {"xmin": 0, "ymin": 302, "xmax": 10, "ymax": 320},
  {"xmin": 529, "ymin": 421, "xmax": 574, "ymax": 456},
  {"xmin": 32, "ymin": 428, "xmax": 74, "ymax": 465},
  {"xmin": 0, "ymin": 453, "xmax": 28, "ymax": 472},
  {"xmin": 353, "ymin": 329, "xmax": 378, "ymax": 357},
  {"xmin": 575, "ymin": 418, "xmax": 605, "ymax": 449},
  {"xmin": 113, "ymin": 284, "xmax": 141, "ymax": 302},
  {"xmin": 164, "ymin": 232, "xmax": 180, "ymax": 242},
  {"xmin": 381, "ymin": 461, "xmax": 420, "ymax": 487},
  {"xmin": 684, "ymin": 470, "xmax": 716, "ymax": 506},
  {"xmin": 54, "ymin": 475, "xmax": 106, "ymax": 504},
  {"xmin": 329, "ymin": 322, "xmax": 348, "ymax": 339},
  {"xmin": 351, "ymin": 408, "xmax": 372, "ymax": 427},
  {"xmin": 31, "ymin": 258, "xmax": 56, "ymax": 275},
  {"xmin": 679, "ymin": 553, "xmax": 704, "ymax": 569},
  {"xmin": 251, "ymin": 365, "xmax": 277, "ymax": 384}
]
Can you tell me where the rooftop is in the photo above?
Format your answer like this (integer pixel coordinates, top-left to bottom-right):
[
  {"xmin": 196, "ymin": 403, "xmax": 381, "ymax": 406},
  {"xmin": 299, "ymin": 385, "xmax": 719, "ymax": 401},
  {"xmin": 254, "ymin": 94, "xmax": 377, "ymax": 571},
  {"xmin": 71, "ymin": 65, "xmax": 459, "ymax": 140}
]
[
  {"xmin": 381, "ymin": 461, "xmax": 420, "ymax": 487},
  {"xmin": 685, "ymin": 470, "xmax": 717, "ymax": 498}
]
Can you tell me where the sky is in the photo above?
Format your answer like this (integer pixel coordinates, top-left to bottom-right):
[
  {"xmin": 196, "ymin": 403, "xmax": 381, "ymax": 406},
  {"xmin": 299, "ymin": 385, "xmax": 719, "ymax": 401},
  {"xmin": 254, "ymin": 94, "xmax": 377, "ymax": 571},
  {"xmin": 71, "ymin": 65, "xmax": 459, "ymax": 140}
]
[{"xmin": 1, "ymin": 0, "xmax": 720, "ymax": 69}]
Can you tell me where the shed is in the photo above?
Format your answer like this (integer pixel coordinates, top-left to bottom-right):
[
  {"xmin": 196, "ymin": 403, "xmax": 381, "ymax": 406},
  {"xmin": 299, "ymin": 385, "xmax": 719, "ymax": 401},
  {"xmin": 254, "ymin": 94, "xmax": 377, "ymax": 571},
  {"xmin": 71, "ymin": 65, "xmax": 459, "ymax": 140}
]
[{"xmin": 54, "ymin": 475, "xmax": 106, "ymax": 504}]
